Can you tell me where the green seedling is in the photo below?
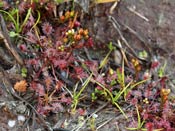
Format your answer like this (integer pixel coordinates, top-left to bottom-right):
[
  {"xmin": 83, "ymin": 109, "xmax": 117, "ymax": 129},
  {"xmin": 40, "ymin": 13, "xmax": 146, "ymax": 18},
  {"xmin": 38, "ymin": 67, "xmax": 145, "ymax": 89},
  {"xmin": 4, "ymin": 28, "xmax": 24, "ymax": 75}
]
[
  {"xmin": 71, "ymin": 73, "xmax": 93, "ymax": 113},
  {"xmin": 94, "ymin": 43, "xmax": 128, "ymax": 118},
  {"xmin": 94, "ymin": 50, "xmax": 149, "ymax": 119},
  {"xmin": 116, "ymin": 57, "xmax": 125, "ymax": 89},
  {"xmin": 114, "ymin": 57, "xmax": 131, "ymax": 101},
  {"xmin": 99, "ymin": 42, "xmax": 115, "ymax": 69},
  {"xmin": 158, "ymin": 60, "xmax": 167, "ymax": 77},
  {"xmin": 0, "ymin": 6, "xmax": 32, "ymax": 34},
  {"xmin": 89, "ymin": 114, "xmax": 98, "ymax": 131},
  {"xmin": 94, "ymin": 80, "xmax": 128, "ymax": 119},
  {"xmin": 139, "ymin": 50, "xmax": 148, "ymax": 60},
  {"xmin": 21, "ymin": 67, "xmax": 28, "ymax": 77},
  {"xmin": 0, "ymin": 8, "xmax": 20, "ymax": 33},
  {"xmin": 91, "ymin": 92, "xmax": 97, "ymax": 102}
]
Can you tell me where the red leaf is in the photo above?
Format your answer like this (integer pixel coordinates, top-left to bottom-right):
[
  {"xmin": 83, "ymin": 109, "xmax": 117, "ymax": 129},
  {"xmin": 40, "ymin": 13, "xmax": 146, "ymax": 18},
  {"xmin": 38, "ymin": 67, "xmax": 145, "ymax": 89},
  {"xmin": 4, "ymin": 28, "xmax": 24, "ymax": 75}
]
[
  {"xmin": 145, "ymin": 122, "xmax": 154, "ymax": 131},
  {"xmin": 19, "ymin": 44, "xmax": 27, "ymax": 52},
  {"xmin": 53, "ymin": 59, "xmax": 68, "ymax": 69},
  {"xmin": 77, "ymin": 108, "xmax": 87, "ymax": 116},
  {"xmin": 73, "ymin": 66, "xmax": 87, "ymax": 79},
  {"xmin": 86, "ymin": 37, "xmax": 94, "ymax": 48},
  {"xmin": 60, "ymin": 93, "xmax": 72, "ymax": 105},
  {"xmin": 30, "ymin": 82, "xmax": 45, "ymax": 96}
]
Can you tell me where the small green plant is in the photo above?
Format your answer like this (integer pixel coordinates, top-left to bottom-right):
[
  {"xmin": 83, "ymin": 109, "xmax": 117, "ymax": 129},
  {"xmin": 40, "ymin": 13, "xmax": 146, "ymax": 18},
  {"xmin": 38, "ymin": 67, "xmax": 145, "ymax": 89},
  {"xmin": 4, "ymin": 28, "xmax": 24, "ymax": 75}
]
[
  {"xmin": 71, "ymin": 73, "xmax": 93, "ymax": 113},
  {"xmin": 99, "ymin": 42, "xmax": 115, "ymax": 69},
  {"xmin": 89, "ymin": 114, "xmax": 98, "ymax": 131},
  {"xmin": 158, "ymin": 60, "xmax": 167, "ymax": 77},
  {"xmin": 139, "ymin": 50, "xmax": 148, "ymax": 60},
  {"xmin": 91, "ymin": 92, "xmax": 97, "ymax": 102},
  {"xmin": 94, "ymin": 80, "xmax": 128, "ymax": 119},
  {"xmin": 21, "ymin": 67, "xmax": 28, "ymax": 77},
  {"xmin": 0, "ymin": 3, "xmax": 32, "ymax": 34},
  {"xmin": 92, "ymin": 44, "xmax": 149, "ymax": 119}
]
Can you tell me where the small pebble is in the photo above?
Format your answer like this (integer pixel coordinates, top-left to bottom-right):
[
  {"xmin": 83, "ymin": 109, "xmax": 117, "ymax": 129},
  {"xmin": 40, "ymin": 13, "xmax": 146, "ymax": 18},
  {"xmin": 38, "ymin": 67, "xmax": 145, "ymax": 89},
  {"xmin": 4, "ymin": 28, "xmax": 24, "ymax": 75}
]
[
  {"xmin": 114, "ymin": 50, "xmax": 122, "ymax": 65},
  {"xmin": 16, "ymin": 103, "xmax": 26, "ymax": 114},
  {"xmin": 92, "ymin": 114, "xmax": 98, "ymax": 118},
  {"xmin": 17, "ymin": 115, "xmax": 25, "ymax": 122},
  {"xmin": 8, "ymin": 120, "xmax": 16, "ymax": 128}
]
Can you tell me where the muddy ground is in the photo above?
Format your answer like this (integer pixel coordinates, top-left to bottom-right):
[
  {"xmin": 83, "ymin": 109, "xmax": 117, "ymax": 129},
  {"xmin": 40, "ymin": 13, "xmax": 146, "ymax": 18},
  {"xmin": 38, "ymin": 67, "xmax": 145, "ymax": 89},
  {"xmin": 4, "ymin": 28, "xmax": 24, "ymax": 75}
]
[{"xmin": 0, "ymin": 0, "xmax": 175, "ymax": 131}]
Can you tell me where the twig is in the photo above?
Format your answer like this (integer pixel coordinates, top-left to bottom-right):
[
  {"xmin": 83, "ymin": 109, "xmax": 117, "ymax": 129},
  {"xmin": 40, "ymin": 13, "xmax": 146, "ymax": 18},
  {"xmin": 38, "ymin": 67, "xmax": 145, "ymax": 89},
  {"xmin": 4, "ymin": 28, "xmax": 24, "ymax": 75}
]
[
  {"xmin": 127, "ymin": 6, "xmax": 149, "ymax": 22},
  {"xmin": 108, "ymin": 16, "xmax": 137, "ymax": 58},
  {"xmin": 97, "ymin": 104, "xmax": 132, "ymax": 130},
  {"xmin": 117, "ymin": 40, "xmax": 129, "ymax": 66},
  {"xmin": 22, "ymin": 110, "xmax": 32, "ymax": 129},
  {"xmin": 96, "ymin": 117, "xmax": 113, "ymax": 130},
  {"xmin": 119, "ymin": 22, "xmax": 152, "ymax": 59},
  {"xmin": 84, "ymin": 47, "xmax": 92, "ymax": 61},
  {"xmin": 108, "ymin": 16, "xmax": 152, "ymax": 63}
]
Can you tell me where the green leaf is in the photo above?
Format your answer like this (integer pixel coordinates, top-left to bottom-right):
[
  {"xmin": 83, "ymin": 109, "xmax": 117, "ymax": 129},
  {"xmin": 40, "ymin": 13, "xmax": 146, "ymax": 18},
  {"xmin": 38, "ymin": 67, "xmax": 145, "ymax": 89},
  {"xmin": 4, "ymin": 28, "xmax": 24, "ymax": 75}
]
[
  {"xmin": 9, "ymin": 31, "xmax": 19, "ymax": 37},
  {"xmin": 110, "ymin": 79, "xmax": 117, "ymax": 86},
  {"xmin": 99, "ymin": 43, "xmax": 114, "ymax": 69},
  {"xmin": 139, "ymin": 50, "xmax": 148, "ymax": 59},
  {"xmin": 21, "ymin": 67, "xmax": 27, "ymax": 77},
  {"xmin": 158, "ymin": 61, "xmax": 167, "ymax": 77},
  {"xmin": 108, "ymin": 42, "xmax": 115, "ymax": 50},
  {"xmin": 91, "ymin": 92, "xmax": 97, "ymax": 101}
]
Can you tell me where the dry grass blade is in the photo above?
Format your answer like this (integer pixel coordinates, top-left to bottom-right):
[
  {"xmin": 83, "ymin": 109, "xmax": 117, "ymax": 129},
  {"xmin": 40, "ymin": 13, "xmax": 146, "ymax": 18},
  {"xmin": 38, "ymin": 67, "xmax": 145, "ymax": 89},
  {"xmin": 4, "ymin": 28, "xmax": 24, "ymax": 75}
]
[{"xmin": 95, "ymin": 0, "xmax": 119, "ymax": 4}]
